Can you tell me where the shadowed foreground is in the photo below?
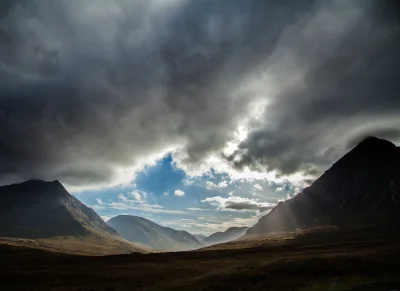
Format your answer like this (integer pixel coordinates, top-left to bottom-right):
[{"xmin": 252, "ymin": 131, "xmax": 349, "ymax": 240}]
[{"xmin": 1, "ymin": 226, "xmax": 400, "ymax": 291}]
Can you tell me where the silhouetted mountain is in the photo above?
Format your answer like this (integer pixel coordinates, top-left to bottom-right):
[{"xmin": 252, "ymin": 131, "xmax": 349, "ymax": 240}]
[
  {"xmin": 247, "ymin": 137, "xmax": 400, "ymax": 235},
  {"xmin": 203, "ymin": 227, "xmax": 250, "ymax": 246},
  {"xmin": 0, "ymin": 180, "xmax": 117, "ymax": 238},
  {"xmin": 107, "ymin": 215, "xmax": 203, "ymax": 251}
]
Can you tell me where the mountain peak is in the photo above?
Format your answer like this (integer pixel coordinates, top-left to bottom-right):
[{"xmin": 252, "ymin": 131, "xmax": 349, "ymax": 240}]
[
  {"xmin": 0, "ymin": 180, "xmax": 117, "ymax": 238},
  {"xmin": 0, "ymin": 179, "xmax": 70, "ymax": 200},
  {"xmin": 355, "ymin": 136, "xmax": 396, "ymax": 151},
  {"xmin": 246, "ymin": 137, "xmax": 400, "ymax": 236}
]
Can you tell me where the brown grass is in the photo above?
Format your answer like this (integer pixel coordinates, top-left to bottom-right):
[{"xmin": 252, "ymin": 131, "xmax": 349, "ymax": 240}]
[
  {"xmin": 0, "ymin": 234, "xmax": 149, "ymax": 256},
  {"xmin": 0, "ymin": 225, "xmax": 399, "ymax": 290}
]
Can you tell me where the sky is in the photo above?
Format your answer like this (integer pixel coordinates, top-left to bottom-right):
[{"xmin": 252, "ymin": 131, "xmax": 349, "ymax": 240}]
[{"xmin": 0, "ymin": 0, "xmax": 399, "ymax": 234}]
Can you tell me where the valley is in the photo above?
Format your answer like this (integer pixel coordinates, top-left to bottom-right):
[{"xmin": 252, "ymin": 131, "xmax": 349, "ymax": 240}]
[
  {"xmin": 2, "ymin": 0, "xmax": 400, "ymax": 289},
  {"xmin": 0, "ymin": 225, "xmax": 399, "ymax": 290},
  {"xmin": 0, "ymin": 137, "xmax": 399, "ymax": 290}
]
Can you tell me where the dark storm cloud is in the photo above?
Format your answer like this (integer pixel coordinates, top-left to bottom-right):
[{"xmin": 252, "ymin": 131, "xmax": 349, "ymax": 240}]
[
  {"xmin": 0, "ymin": 0, "xmax": 317, "ymax": 188},
  {"xmin": 346, "ymin": 128, "xmax": 400, "ymax": 150},
  {"xmin": 227, "ymin": 0, "xmax": 400, "ymax": 177},
  {"xmin": 202, "ymin": 195, "xmax": 276, "ymax": 213},
  {"xmin": 225, "ymin": 201, "xmax": 275, "ymax": 213},
  {"xmin": 0, "ymin": 0, "xmax": 399, "ymax": 189}
]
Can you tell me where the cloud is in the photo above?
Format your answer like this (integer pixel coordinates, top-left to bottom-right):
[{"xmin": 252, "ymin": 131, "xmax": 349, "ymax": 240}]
[
  {"xmin": 174, "ymin": 189, "xmax": 185, "ymax": 197},
  {"xmin": 0, "ymin": 0, "xmax": 399, "ymax": 192},
  {"xmin": 253, "ymin": 184, "xmax": 263, "ymax": 191},
  {"xmin": 93, "ymin": 194, "xmax": 186, "ymax": 215},
  {"xmin": 129, "ymin": 190, "xmax": 143, "ymax": 201},
  {"xmin": 163, "ymin": 192, "xmax": 169, "ymax": 196},
  {"xmin": 202, "ymin": 195, "xmax": 276, "ymax": 213},
  {"xmin": 187, "ymin": 207, "xmax": 208, "ymax": 211},
  {"xmin": 205, "ymin": 180, "xmax": 228, "ymax": 190},
  {"xmin": 96, "ymin": 198, "xmax": 104, "ymax": 205},
  {"xmin": 100, "ymin": 215, "xmax": 111, "ymax": 222},
  {"xmin": 117, "ymin": 193, "xmax": 129, "ymax": 203},
  {"xmin": 224, "ymin": 1, "xmax": 400, "ymax": 177}
]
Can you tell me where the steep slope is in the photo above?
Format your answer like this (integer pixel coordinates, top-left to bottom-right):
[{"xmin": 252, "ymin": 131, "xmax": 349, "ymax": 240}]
[
  {"xmin": 0, "ymin": 180, "xmax": 144, "ymax": 254},
  {"xmin": 247, "ymin": 137, "xmax": 400, "ymax": 235},
  {"xmin": 203, "ymin": 227, "xmax": 250, "ymax": 246},
  {"xmin": 0, "ymin": 180, "xmax": 117, "ymax": 238},
  {"xmin": 107, "ymin": 215, "xmax": 203, "ymax": 251}
]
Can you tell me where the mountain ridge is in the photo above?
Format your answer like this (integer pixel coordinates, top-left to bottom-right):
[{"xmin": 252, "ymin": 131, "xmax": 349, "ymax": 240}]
[
  {"xmin": 0, "ymin": 180, "xmax": 145, "ymax": 254},
  {"xmin": 203, "ymin": 226, "xmax": 250, "ymax": 246},
  {"xmin": 0, "ymin": 179, "xmax": 118, "ymax": 238},
  {"xmin": 246, "ymin": 137, "xmax": 400, "ymax": 235},
  {"xmin": 107, "ymin": 215, "xmax": 203, "ymax": 251}
]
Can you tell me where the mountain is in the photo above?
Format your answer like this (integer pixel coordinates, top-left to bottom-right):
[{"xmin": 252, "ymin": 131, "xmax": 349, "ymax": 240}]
[
  {"xmin": 107, "ymin": 215, "xmax": 203, "ymax": 251},
  {"xmin": 203, "ymin": 227, "xmax": 250, "ymax": 246},
  {"xmin": 193, "ymin": 234, "xmax": 207, "ymax": 243},
  {"xmin": 0, "ymin": 180, "xmax": 144, "ymax": 254},
  {"xmin": 247, "ymin": 137, "xmax": 400, "ymax": 235}
]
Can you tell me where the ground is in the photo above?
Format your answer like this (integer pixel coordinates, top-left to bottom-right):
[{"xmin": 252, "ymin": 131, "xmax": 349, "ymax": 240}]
[{"xmin": 0, "ymin": 226, "xmax": 399, "ymax": 291}]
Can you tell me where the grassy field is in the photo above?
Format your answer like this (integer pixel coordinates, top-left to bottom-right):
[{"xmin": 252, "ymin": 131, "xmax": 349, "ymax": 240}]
[
  {"xmin": 0, "ymin": 226, "xmax": 399, "ymax": 290},
  {"xmin": 0, "ymin": 234, "xmax": 148, "ymax": 256}
]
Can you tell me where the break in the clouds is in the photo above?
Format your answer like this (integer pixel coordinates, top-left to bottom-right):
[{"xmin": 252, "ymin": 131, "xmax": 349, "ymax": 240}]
[{"xmin": 1, "ymin": 0, "xmax": 400, "ymax": 191}]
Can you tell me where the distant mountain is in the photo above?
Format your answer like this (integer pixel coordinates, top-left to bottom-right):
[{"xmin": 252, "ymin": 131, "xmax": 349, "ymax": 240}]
[
  {"xmin": 107, "ymin": 215, "xmax": 203, "ymax": 251},
  {"xmin": 193, "ymin": 234, "xmax": 207, "ymax": 243},
  {"xmin": 247, "ymin": 137, "xmax": 400, "ymax": 235},
  {"xmin": 0, "ymin": 180, "xmax": 143, "ymax": 253},
  {"xmin": 203, "ymin": 227, "xmax": 250, "ymax": 246}
]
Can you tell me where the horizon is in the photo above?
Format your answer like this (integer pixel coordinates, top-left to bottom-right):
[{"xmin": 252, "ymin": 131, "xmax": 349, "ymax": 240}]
[
  {"xmin": 2, "ymin": 136, "xmax": 399, "ymax": 236},
  {"xmin": 1, "ymin": 0, "xmax": 400, "ymax": 236}
]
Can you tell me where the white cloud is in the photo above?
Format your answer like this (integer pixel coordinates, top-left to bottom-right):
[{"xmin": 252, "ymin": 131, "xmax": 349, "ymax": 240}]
[
  {"xmin": 118, "ymin": 193, "xmax": 129, "ymax": 202},
  {"xmin": 183, "ymin": 178, "xmax": 195, "ymax": 186},
  {"xmin": 101, "ymin": 215, "xmax": 111, "ymax": 222},
  {"xmin": 92, "ymin": 191, "xmax": 186, "ymax": 215},
  {"xmin": 92, "ymin": 205, "xmax": 107, "ymax": 210},
  {"xmin": 202, "ymin": 195, "xmax": 276, "ymax": 212},
  {"xmin": 163, "ymin": 192, "xmax": 169, "ymax": 196},
  {"xmin": 107, "ymin": 201, "xmax": 186, "ymax": 214},
  {"xmin": 254, "ymin": 184, "xmax": 263, "ymax": 191},
  {"xmin": 95, "ymin": 198, "xmax": 104, "ymax": 204},
  {"xmin": 187, "ymin": 207, "xmax": 208, "ymax": 211},
  {"xmin": 205, "ymin": 180, "xmax": 229, "ymax": 190},
  {"xmin": 174, "ymin": 189, "xmax": 185, "ymax": 196},
  {"xmin": 129, "ymin": 190, "xmax": 143, "ymax": 201}
]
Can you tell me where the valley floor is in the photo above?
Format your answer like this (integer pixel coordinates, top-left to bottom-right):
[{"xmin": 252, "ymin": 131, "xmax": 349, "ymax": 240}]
[{"xmin": 1, "ymin": 226, "xmax": 400, "ymax": 291}]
